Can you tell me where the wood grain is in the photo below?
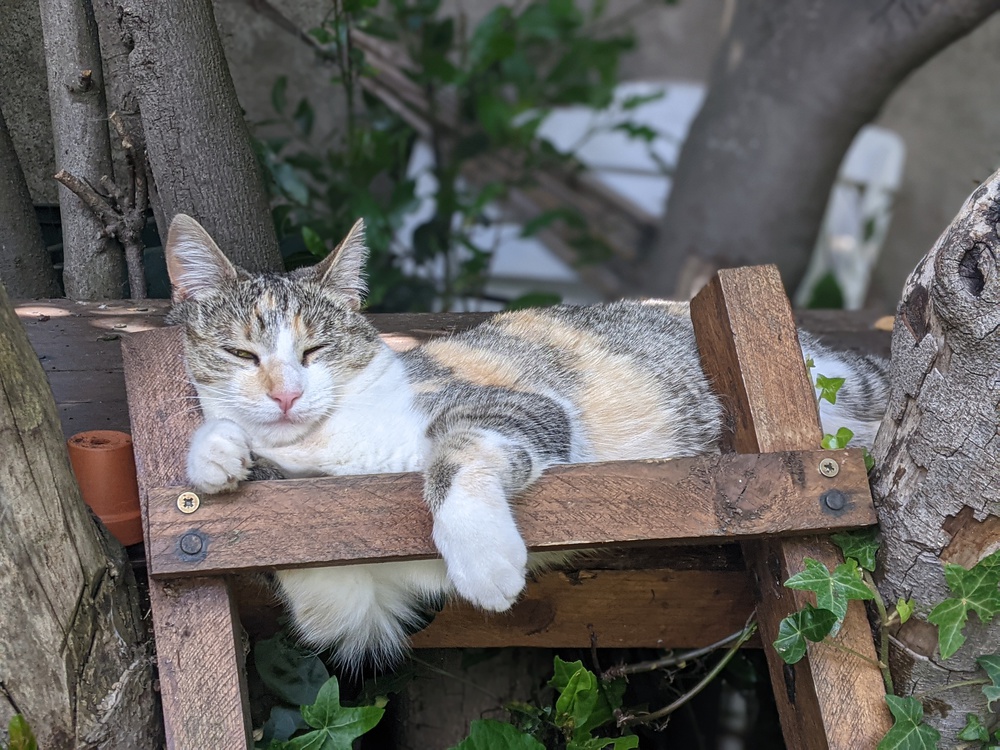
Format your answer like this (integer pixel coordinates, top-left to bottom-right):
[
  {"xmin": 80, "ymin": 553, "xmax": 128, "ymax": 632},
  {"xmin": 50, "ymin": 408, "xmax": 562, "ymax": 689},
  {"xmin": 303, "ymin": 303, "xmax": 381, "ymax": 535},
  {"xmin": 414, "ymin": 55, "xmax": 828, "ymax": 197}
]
[
  {"xmin": 691, "ymin": 266, "xmax": 891, "ymax": 749},
  {"xmin": 122, "ymin": 332, "xmax": 252, "ymax": 750},
  {"xmin": 411, "ymin": 568, "xmax": 758, "ymax": 649},
  {"xmin": 146, "ymin": 449, "xmax": 875, "ymax": 577}
]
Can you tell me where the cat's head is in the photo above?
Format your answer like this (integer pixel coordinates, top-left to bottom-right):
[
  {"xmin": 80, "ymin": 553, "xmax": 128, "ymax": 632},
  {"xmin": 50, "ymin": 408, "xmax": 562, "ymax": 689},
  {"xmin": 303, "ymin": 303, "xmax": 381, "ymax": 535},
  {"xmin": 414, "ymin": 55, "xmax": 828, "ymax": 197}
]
[{"xmin": 165, "ymin": 214, "xmax": 382, "ymax": 444}]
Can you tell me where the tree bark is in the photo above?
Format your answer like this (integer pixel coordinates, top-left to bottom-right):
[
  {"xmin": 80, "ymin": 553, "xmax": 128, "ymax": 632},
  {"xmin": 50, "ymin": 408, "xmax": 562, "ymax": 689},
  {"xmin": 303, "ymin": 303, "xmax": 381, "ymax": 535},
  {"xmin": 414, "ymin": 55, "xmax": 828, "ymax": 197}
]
[
  {"xmin": 91, "ymin": 0, "xmax": 166, "ymax": 241},
  {"xmin": 642, "ymin": 0, "xmax": 999, "ymax": 299},
  {"xmin": 38, "ymin": 0, "xmax": 127, "ymax": 299},
  {"xmin": 0, "ymin": 283, "xmax": 160, "ymax": 747},
  {"xmin": 117, "ymin": 0, "xmax": 283, "ymax": 272},
  {"xmin": 0, "ymin": 99, "xmax": 59, "ymax": 298},
  {"xmin": 870, "ymin": 169, "xmax": 1000, "ymax": 738}
]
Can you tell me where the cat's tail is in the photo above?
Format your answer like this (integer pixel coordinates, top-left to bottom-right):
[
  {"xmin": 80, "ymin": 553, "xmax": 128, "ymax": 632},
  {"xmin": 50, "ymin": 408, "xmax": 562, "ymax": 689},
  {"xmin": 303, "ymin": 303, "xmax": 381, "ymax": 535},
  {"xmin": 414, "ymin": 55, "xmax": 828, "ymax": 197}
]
[
  {"xmin": 799, "ymin": 332, "xmax": 890, "ymax": 447},
  {"xmin": 275, "ymin": 560, "xmax": 449, "ymax": 673}
]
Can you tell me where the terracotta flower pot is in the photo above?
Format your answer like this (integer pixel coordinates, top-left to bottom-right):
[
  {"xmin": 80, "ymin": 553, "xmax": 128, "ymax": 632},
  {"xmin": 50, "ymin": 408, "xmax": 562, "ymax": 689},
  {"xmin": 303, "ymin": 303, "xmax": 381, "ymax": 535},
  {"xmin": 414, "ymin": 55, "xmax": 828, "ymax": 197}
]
[{"xmin": 67, "ymin": 430, "xmax": 143, "ymax": 546}]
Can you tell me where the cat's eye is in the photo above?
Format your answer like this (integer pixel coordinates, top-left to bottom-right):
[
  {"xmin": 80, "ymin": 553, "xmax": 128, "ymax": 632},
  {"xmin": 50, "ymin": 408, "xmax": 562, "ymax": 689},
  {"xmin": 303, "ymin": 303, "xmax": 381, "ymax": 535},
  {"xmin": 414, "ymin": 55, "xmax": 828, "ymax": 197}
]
[
  {"xmin": 224, "ymin": 347, "xmax": 259, "ymax": 364},
  {"xmin": 301, "ymin": 345, "xmax": 325, "ymax": 364}
]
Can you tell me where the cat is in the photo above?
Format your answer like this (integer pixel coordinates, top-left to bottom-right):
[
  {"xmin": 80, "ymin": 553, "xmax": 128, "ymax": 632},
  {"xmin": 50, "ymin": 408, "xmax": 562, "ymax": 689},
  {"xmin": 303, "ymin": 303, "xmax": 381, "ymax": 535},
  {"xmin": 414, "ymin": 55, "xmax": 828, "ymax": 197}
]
[{"xmin": 164, "ymin": 213, "xmax": 889, "ymax": 671}]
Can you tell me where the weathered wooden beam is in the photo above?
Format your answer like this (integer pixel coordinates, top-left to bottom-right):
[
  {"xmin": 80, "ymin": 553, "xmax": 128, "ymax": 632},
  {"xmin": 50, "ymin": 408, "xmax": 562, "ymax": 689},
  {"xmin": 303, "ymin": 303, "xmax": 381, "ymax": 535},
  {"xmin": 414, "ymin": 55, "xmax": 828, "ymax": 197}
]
[
  {"xmin": 122, "ymin": 332, "xmax": 252, "ymax": 750},
  {"xmin": 690, "ymin": 265, "xmax": 891, "ymax": 749},
  {"xmin": 147, "ymin": 448, "xmax": 874, "ymax": 578}
]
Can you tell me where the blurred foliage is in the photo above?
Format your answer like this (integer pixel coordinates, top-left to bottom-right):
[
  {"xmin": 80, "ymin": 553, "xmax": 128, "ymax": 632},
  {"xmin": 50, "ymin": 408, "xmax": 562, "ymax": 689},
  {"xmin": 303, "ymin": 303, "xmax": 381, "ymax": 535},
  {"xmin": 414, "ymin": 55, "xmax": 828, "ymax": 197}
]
[{"xmin": 255, "ymin": 0, "xmax": 671, "ymax": 311}]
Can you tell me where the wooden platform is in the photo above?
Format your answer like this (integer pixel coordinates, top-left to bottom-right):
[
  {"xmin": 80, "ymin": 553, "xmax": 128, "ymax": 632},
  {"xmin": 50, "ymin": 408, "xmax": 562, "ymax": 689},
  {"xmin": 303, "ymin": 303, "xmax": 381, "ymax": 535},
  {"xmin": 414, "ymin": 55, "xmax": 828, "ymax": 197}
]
[{"xmin": 15, "ymin": 298, "xmax": 892, "ymax": 651}]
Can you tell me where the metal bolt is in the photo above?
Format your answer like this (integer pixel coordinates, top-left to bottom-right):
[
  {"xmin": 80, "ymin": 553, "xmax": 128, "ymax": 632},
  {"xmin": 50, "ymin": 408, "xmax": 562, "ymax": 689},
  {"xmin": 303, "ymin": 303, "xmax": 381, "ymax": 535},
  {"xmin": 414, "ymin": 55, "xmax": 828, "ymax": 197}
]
[
  {"xmin": 821, "ymin": 489, "xmax": 847, "ymax": 512},
  {"xmin": 177, "ymin": 491, "xmax": 200, "ymax": 514},
  {"xmin": 179, "ymin": 532, "xmax": 203, "ymax": 555},
  {"xmin": 818, "ymin": 458, "xmax": 840, "ymax": 478}
]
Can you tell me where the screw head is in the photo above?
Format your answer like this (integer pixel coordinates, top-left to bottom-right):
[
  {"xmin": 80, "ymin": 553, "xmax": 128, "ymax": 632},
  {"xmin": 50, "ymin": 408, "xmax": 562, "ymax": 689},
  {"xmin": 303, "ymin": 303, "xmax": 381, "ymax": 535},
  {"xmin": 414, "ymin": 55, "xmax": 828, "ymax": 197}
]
[
  {"xmin": 821, "ymin": 489, "xmax": 847, "ymax": 512},
  {"xmin": 177, "ymin": 491, "xmax": 200, "ymax": 514},
  {"xmin": 179, "ymin": 532, "xmax": 204, "ymax": 556},
  {"xmin": 819, "ymin": 458, "xmax": 840, "ymax": 478}
]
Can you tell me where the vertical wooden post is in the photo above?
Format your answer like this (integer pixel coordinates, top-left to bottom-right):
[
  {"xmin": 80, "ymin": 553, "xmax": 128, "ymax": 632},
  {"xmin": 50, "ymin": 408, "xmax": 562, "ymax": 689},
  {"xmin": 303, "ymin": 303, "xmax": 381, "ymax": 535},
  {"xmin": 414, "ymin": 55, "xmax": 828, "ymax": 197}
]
[
  {"xmin": 690, "ymin": 266, "xmax": 891, "ymax": 748},
  {"xmin": 123, "ymin": 334, "xmax": 252, "ymax": 749}
]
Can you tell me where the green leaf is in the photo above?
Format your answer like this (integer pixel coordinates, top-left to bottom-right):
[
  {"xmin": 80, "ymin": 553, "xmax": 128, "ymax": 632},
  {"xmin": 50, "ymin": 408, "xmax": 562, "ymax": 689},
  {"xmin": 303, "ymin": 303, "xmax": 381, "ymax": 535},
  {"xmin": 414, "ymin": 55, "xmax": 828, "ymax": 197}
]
[
  {"xmin": 928, "ymin": 551, "xmax": 1000, "ymax": 659},
  {"xmin": 978, "ymin": 654, "xmax": 1000, "ymax": 711},
  {"xmin": 254, "ymin": 632, "xmax": 330, "ymax": 706},
  {"xmin": 863, "ymin": 447, "xmax": 876, "ymax": 471},
  {"xmin": 896, "ymin": 598, "xmax": 915, "ymax": 625},
  {"xmin": 773, "ymin": 604, "xmax": 839, "ymax": 665},
  {"xmin": 272, "ymin": 76, "xmax": 288, "ymax": 114},
  {"xmin": 555, "ymin": 668, "xmax": 600, "ymax": 735},
  {"xmin": 283, "ymin": 677, "xmax": 384, "ymax": 750},
  {"xmin": 821, "ymin": 426, "xmax": 855, "ymax": 450},
  {"xmin": 878, "ymin": 696, "xmax": 940, "ymax": 750},
  {"xmin": 831, "ymin": 528, "xmax": 880, "ymax": 571},
  {"xmin": 784, "ymin": 557, "xmax": 874, "ymax": 622},
  {"xmin": 450, "ymin": 719, "xmax": 546, "ymax": 750},
  {"xmin": 293, "ymin": 99, "xmax": 315, "ymax": 138},
  {"xmin": 958, "ymin": 713, "xmax": 990, "ymax": 741},
  {"xmin": 301, "ymin": 226, "xmax": 326, "ymax": 258},
  {"xmin": 815, "ymin": 374, "xmax": 846, "ymax": 405},
  {"xmin": 7, "ymin": 715, "xmax": 37, "ymax": 750}
]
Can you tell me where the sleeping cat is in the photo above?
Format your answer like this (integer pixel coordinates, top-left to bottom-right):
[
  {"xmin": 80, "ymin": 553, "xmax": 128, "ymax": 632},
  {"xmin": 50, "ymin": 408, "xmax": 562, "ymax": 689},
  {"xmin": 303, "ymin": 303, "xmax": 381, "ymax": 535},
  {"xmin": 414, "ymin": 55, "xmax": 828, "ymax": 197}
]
[{"xmin": 165, "ymin": 214, "xmax": 888, "ymax": 670}]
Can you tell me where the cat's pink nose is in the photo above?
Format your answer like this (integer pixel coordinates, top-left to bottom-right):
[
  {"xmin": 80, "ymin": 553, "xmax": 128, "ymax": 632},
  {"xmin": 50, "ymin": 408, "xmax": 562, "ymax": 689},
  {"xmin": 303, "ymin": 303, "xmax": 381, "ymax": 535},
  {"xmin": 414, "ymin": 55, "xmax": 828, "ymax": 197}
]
[{"xmin": 270, "ymin": 390, "xmax": 303, "ymax": 414}]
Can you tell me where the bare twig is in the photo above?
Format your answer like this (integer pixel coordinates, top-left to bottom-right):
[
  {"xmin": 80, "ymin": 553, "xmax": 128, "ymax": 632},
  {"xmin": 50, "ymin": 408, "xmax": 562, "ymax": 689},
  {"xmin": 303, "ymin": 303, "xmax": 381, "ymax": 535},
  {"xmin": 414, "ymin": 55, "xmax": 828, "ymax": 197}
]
[
  {"xmin": 603, "ymin": 626, "xmax": 751, "ymax": 680},
  {"xmin": 615, "ymin": 617, "xmax": 758, "ymax": 728},
  {"xmin": 54, "ymin": 110, "xmax": 149, "ymax": 298}
]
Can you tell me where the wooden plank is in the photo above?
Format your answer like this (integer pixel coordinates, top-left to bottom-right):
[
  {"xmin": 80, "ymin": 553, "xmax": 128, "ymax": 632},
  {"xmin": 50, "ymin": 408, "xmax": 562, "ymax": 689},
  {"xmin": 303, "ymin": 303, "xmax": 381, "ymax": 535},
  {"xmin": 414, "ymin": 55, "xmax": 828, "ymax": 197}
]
[
  {"xmin": 690, "ymin": 266, "xmax": 891, "ymax": 749},
  {"xmin": 146, "ymin": 448, "xmax": 874, "ymax": 577},
  {"xmin": 411, "ymin": 568, "xmax": 757, "ymax": 649},
  {"xmin": 151, "ymin": 577, "xmax": 251, "ymax": 749},
  {"xmin": 121, "ymin": 333, "xmax": 252, "ymax": 750}
]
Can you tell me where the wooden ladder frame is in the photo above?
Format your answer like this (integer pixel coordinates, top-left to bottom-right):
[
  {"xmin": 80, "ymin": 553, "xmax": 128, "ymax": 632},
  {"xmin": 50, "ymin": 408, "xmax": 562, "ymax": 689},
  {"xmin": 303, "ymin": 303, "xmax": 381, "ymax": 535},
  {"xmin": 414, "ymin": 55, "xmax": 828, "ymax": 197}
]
[{"xmin": 122, "ymin": 266, "xmax": 891, "ymax": 748}]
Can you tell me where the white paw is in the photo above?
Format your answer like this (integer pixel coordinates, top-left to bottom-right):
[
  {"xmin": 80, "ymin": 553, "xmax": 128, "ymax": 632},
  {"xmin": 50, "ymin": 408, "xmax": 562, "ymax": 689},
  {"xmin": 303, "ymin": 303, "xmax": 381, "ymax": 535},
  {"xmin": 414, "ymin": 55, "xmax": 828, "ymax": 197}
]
[
  {"xmin": 186, "ymin": 419, "xmax": 252, "ymax": 494},
  {"xmin": 432, "ymin": 479, "xmax": 527, "ymax": 612}
]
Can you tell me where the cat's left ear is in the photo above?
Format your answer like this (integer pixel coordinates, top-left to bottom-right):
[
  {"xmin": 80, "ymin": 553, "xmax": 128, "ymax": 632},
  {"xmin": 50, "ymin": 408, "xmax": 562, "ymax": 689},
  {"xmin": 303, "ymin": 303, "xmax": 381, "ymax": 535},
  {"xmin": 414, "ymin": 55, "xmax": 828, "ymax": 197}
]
[{"xmin": 314, "ymin": 218, "xmax": 368, "ymax": 310}]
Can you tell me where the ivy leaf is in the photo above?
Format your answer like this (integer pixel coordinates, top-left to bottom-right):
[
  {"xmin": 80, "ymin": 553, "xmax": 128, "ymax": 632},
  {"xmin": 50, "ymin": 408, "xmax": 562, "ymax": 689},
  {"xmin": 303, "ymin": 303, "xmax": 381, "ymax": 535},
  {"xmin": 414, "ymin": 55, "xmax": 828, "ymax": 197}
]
[
  {"xmin": 283, "ymin": 676, "xmax": 384, "ymax": 750},
  {"xmin": 254, "ymin": 632, "xmax": 330, "ymax": 706},
  {"xmin": 831, "ymin": 528, "xmax": 880, "ymax": 571},
  {"xmin": 928, "ymin": 551, "xmax": 1000, "ymax": 660},
  {"xmin": 450, "ymin": 719, "xmax": 546, "ymax": 750},
  {"xmin": 958, "ymin": 713, "xmax": 990, "ymax": 741},
  {"xmin": 555, "ymin": 668, "xmax": 601, "ymax": 736},
  {"xmin": 896, "ymin": 598, "xmax": 915, "ymax": 625},
  {"xmin": 784, "ymin": 557, "xmax": 874, "ymax": 622},
  {"xmin": 773, "ymin": 604, "xmax": 839, "ymax": 665},
  {"xmin": 815, "ymin": 374, "xmax": 846, "ymax": 405},
  {"xmin": 977, "ymin": 654, "xmax": 1000, "ymax": 711},
  {"xmin": 821, "ymin": 427, "xmax": 855, "ymax": 450},
  {"xmin": 878, "ymin": 696, "xmax": 940, "ymax": 749},
  {"xmin": 7, "ymin": 715, "xmax": 37, "ymax": 750},
  {"xmin": 548, "ymin": 657, "xmax": 625, "ymax": 736}
]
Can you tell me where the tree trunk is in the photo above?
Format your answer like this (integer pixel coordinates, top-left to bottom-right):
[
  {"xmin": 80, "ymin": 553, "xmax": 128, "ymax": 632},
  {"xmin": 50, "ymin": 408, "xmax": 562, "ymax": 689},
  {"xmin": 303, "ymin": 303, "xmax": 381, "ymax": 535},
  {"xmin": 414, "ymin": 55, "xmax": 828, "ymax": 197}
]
[
  {"xmin": 870, "ymin": 169, "xmax": 1000, "ymax": 738},
  {"xmin": 642, "ymin": 0, "xmax": 999, "ymax": 299},
  {"xmin": 117, "ymin": 0, "xmax": 283, "ymax": 272},
  {"xmin": 0, "ymin": 283, "xmax": 160, "ymax": 747},
  {"xmin": 38, "ymin": 0, "xmax": 126, "ymax": 300},
  {"xmin": 0, "ymin": 100, "xmax": 59, "ymax": 298}
]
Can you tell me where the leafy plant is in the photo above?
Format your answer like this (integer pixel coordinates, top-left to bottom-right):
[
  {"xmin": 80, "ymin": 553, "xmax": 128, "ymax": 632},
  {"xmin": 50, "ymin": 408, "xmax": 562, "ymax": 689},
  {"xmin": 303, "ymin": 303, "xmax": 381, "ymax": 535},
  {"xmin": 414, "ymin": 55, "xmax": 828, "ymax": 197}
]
[
  {"xmin": 264, "ymin": 676, "xmax": 385, "ymax": 750},
  {"xmin": 256, "ymin": 0, "xmax": 669, "ymax": 311},
  {"xmin": 1, "ymin": 716, "xmax": 36, "ymax": 750}
]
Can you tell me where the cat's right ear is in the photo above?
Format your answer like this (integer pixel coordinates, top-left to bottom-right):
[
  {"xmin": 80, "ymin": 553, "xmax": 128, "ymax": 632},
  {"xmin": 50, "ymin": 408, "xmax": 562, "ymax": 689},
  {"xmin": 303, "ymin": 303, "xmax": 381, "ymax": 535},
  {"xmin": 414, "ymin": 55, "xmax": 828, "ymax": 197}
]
[
  {"xmin": 314, "ymin": 218, "xmax": 368, "ymax": 310},
  {"xmin": 164, "ymin": 214, "xmax": 238, "ymax": 302}
]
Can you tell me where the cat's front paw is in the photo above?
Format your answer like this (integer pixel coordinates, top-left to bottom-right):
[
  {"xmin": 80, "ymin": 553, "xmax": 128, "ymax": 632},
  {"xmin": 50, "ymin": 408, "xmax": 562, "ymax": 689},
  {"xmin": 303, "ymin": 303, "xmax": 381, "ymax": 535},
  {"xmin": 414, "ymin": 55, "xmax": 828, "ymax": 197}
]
[
  {"xmin": 432, "ymin": 479, "xmax": 527, "ymax": 612},
  {"xmin": 187, "ymin": 419, "xmax": 252, "ymax": 494}
]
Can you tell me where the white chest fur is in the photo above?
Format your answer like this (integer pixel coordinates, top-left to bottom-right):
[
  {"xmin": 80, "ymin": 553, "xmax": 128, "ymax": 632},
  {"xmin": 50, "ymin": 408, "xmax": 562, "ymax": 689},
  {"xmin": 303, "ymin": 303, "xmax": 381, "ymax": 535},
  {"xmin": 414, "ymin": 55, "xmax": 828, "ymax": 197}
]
[{"xmin": 251, "ymin": 349, "xmax": 430, "ymax": 478}]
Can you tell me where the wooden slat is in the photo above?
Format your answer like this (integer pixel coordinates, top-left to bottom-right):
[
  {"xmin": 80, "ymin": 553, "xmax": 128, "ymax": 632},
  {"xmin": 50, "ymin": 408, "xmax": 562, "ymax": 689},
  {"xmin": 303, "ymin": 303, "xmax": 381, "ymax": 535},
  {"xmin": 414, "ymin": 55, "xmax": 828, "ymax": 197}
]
[
  {"xmin": 122, "ymin": 333, "xmax": 252, "ymax": 750},
  {"xmin": 411, "ymin": 568, "xmax": 757, "ymax": 649},
  {"xmin": 690, "ymin": 266, "xmax": 891, "ymax": 749},
  {"xmin": 147, "ymin": 449, "xmax": 874, "ymax": 577}
]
